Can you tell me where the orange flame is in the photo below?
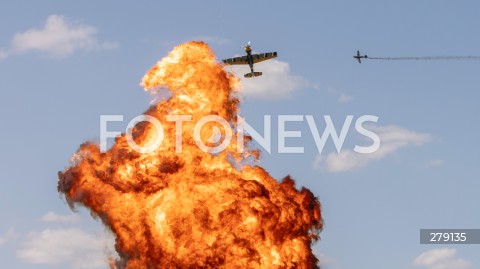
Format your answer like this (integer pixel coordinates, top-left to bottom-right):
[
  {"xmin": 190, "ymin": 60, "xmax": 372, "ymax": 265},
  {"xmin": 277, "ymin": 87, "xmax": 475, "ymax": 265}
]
[{"xmin": 58, "ymin": 41, "xmax": 322, "ymax": 268}]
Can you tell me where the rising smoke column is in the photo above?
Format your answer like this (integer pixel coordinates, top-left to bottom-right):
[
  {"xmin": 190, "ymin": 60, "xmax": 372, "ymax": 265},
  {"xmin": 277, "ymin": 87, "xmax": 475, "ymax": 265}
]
[{"xmin": 58, "ymin": 41, "xmax": 323, "ymax": 269}]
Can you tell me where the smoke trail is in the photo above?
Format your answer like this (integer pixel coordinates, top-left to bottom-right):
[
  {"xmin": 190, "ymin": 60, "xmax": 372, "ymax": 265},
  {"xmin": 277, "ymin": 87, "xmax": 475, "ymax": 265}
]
[{"xmin": 368, "ymin": 56, "xmax": 480, "ymax": 61}]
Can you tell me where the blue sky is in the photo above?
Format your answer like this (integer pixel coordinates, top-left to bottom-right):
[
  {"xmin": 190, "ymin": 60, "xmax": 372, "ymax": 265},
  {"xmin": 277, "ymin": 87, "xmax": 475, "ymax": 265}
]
[{"xmin": 1, "ymin": 1, "xmax": 479, "ymax": 268}]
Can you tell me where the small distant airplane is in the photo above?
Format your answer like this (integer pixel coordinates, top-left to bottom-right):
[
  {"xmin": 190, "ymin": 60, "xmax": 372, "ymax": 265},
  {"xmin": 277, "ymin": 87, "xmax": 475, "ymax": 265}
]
[
  {"xmin": 222, "ymin": 42, "xmax": 277, "ymax": 78},
  {"xmin": 353, "ymin": 50, "xmax": 368, "ymax": 63}
]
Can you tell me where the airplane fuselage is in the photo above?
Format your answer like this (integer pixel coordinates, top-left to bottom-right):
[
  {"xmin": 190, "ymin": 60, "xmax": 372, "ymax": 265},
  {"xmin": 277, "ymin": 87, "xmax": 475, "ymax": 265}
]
[
  {"xmin": 245, "ymin": 47, "xmax": 255, "ymax": 72},
  {"xmin": 222, "ymin": 43, "xmax": 277, "ymax": 78},
  {"xmin": 354, "ymin": 50, "xmax": 368, "ymax": 63},
  {"xmin": 354, "ymin": 56, "xmax": 367, "ymax": 61}
]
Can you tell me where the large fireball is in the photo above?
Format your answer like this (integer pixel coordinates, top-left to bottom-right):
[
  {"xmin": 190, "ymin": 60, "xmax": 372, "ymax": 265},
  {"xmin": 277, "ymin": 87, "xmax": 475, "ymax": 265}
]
[{"xmin": 58, "ymin": 41, "xmax": 323, "ymax": 268}]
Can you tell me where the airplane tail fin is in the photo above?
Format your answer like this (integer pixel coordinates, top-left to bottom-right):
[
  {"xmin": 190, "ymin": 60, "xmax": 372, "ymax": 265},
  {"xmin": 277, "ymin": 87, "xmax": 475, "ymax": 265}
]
[{"xmin": 244, "ymin": 72, "xmax": 262, "ymax": 78}]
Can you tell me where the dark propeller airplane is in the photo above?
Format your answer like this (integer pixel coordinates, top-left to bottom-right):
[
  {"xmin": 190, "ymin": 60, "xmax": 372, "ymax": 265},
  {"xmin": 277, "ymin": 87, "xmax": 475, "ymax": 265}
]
[
  {"xmin": 354, "ymin": 50, "xmax": 368, "ymax": 63},
  {"xmin": 222, "ymin": 42, "xmax": 278, "ymax": 78}
]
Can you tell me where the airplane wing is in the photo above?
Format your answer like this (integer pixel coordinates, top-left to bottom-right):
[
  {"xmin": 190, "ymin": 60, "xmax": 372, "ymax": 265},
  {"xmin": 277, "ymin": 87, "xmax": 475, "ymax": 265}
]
[
  {"xmin": 251, "ymin": 52, "xmax": 278, "ymax": 63},
  {"xmin": 222, "ymin": 56, "xmax": 248, "ymax": 65}
]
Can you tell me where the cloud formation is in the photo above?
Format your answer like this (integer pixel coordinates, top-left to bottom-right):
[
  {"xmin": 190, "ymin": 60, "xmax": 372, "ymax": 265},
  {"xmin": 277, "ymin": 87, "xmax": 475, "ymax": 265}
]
[
  {"xmin": 425, "ymin": 159, "xmax": 445, "ymax": 167},
  {"xmin": 414, "ymin": 248, "xmax": 471, "ymax": 269},
  {"xmin": 0, "ymin": 48, "xmax": 7, "ymax": 60},
  {"xmin": 41, "ymin": 211, "xmax": 79, "ymax": 223},
  {"xmin": 0, "ymin": 228, "xmax": 16, "ymax": 246},
  {"xmin": 17, "ymin": 228, "xmax": 114, "ymax": 269},
  {"xmin": 313, "ymin": 125, "xmax": 431, "ymax": 172},
  {"xmin": 328, "ymin": 87, "xmax": 354, "ymax": 103},
  {"xmin": 228, "ymin": 59, "xmax": 307, "ymax": 99},
  {"xmin": 2, "ymin": 15, "xmax": 117, "ymax": 59},
  {"xmin": 317, "ymin": 253, "xmax": 342, "ymax": 269}
]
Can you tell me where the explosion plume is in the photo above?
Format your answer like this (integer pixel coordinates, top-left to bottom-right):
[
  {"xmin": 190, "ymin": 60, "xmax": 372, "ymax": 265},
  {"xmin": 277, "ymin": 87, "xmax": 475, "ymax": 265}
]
[{"xmin": 58, "ymin": 41, "xmax": 322, "ymax": 268}]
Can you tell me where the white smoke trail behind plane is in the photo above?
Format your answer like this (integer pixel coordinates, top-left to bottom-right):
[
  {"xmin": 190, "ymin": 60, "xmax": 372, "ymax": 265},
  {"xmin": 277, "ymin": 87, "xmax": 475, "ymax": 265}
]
[{"xmin": 368, "ymin": 56, "xmax": 480, "ymax": 61}]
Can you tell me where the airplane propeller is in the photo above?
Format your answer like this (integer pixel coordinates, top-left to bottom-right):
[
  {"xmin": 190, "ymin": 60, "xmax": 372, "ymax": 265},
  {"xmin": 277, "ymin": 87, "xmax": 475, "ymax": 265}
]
[{"xmin": 241, "ymin": 41, "xmax": 251, "ymax": 48}]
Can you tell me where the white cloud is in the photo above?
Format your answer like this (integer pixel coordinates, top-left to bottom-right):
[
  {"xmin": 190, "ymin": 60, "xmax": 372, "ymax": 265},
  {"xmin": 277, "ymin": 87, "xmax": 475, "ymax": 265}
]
[
  {"xmin": 0, "ymin": 48, "xmax": 7, "ymax": 60},
  {"xmin": 313, "ymin": 125, "xmax": 431, "ymax": 172},
  {"xmin": 312, "ymin": 154, "xmax": 325, "ymax": 170},
  {"xmin": 17, "ymin": 228, "xmax": 115, "ymax": 269},
  {"xmin": 0, "ymin": 228, "xmax": 16, "ymax": 246},
  {"xmin": 317, "ymin": 253, "xmax": 342, "ymax": 269},
  {"xmin": 312, "ymin": 247, "xmax": 341, "ymax": 269},
  {"xmin": 338, "ymin": 93, "xmax": 354, "ymax": 103},
  {"xmin": 3, "ymin": 15, "xmax": 117, "ymax": 59},
  {"xmin": 41, "ymin": 211, "xmax": 79, "ymax": 223},
  {"xmin": 328, "ymin": 87, "xmax": 354, "ymax": 103},
  {"xmin": 414, "ymin": 248, "xmax": 472, "ymax": 269},
  {"xmin": 228, "ymin": 59, "xmax": 307, "ymax": 99}
]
